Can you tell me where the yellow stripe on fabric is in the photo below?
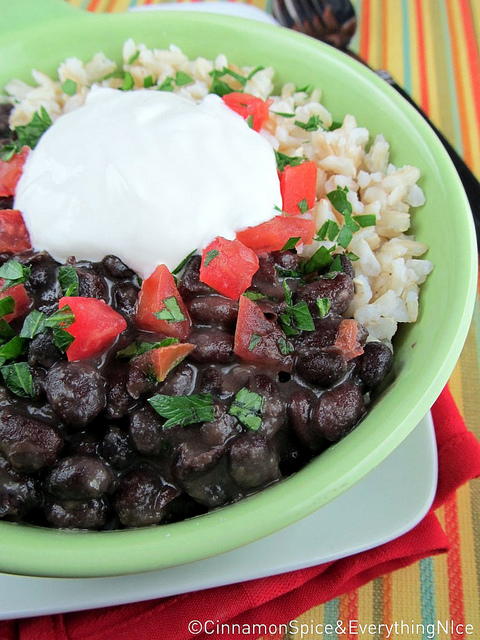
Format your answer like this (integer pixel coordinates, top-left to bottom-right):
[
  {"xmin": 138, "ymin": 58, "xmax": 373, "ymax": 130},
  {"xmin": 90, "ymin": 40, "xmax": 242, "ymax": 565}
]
[
  {"xmin": 384, "ymin": 0, "xmax": 404, "ymax": 86},
  {"xmin": 448, "ymin": 362, "xmax": 464, "ymax": 414},
  {"xmin": 390, "ymin": 563, "xmax": 422, "ymax": 633},
  {"xmin": 472, "ymin": 0, "xmax": 480, "ymax": 43},
  {"xmin": 367, "ymin": 0, "xmax": 383, "ymax": 70},
  {"xmin": 357, "ymin": 580, "xmax": 374, "ymax": 634},
  {"xmin": 68, "ymin": 0, "xmax": 85, "ymax": 8},
  {"xmin": 106, "ymin": 0, "xmax": 132, "ymax": 13},
  {"xmin": 456, "ymin": 484, "xmax": 480, "ymax": 632}
]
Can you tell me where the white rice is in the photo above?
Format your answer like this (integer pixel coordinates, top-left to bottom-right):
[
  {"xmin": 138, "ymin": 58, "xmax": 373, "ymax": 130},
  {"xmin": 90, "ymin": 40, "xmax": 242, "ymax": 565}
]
[{"xmin": 4, "ymin": 39, "xmax": 433, "ymax": 344}]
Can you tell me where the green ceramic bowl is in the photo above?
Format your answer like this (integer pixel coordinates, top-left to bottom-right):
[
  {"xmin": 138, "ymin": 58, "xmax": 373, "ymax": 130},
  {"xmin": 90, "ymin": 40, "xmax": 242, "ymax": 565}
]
[{"xmin": 0, "ymin": 0, "xmax": 476, "ymax": 578}]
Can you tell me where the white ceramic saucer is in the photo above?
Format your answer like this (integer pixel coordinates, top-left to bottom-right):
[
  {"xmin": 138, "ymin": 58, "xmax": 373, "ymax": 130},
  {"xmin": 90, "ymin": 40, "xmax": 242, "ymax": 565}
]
[{"xmin": 0, "ymin": 413, "xmax": 437, "ymax": 620}]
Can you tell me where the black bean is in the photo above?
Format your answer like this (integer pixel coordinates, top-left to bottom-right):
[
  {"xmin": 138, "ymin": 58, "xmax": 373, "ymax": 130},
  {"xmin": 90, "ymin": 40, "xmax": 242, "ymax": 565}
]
[
  {"xmin": 0, "ymin": 408, "xmax": 63, "ymax": 472},
  {"xmin": 200, "ymin": 411, "xmax": 241, "ymax": 447},
  {"xmin": 126, "ymin": 363, "xmax": 156, "ymax": 400},
  {"xmin": 358, "ymin": 342, "xmax": 393, "ymax": 389},
  {"xmin": 112, "ymin": 282, "xmax": 139, "ymax": 321},
  {"xmin": 28, "ymin": 332, "xmax": 63, "ymax": 368},
  {"xmin": 66, "ymin": 431, "xmax": 100, "ymax": 457},
  {"xmin": 229, "ymin": 433, "xmax": 280, "ymax": 489},
  {"xmin": 179, "ymin": 457, "xmax": 237, "ymax": 508},
  {"xmin": 178, "ymin": 256, "xmax": 212, "ymax": 300},
  {"xmin": 101, "ymin": 255, "xmax": 134, "ymax": 279},
  {"xmin": 0, "ymin": 103, "xmax": 12, "ymax": 138},
  {"xmin": 296, "ymin": 346, "xmax": 348, "ymax": 387},
  {"xmin": 312, "ymin": 382, "xmax": 365, "ymax": 442},
  {"xmin": 296, "ymin": 273, "xmax": 354, "ymax": 315},
  {"xmin": 175, "ymin": 441, "xmax": 224, "ymax": 479},
  {"xmin": 23, "ymin": 252, "xmax": 60, "ymax": 315},
  {"xmin": 288, "ymin": 388, "xmax": 325, "ymax": 452},
  {"xmin": 158, "ymin": 362, "xmax": 196, "ymax": 396},
  {"xmin": 45, "ymin": 362, "xmax": 106, "ymax": 426},
  {"xmin": 295, "ymin": 315, "xmax": 342, "ymax": 351},
  {"xmin": 105, "ymin": 362, "xmax": 134, "ymax": 419},
  {"xmin": 0, "ymin": 197, "xmax": 13, "ymax": 210},
  {"xmin": 196, "ymin": 365, "xmax": 223, "ymax": 395},
  {"xmin": 101, "ymin": 426, "xmax": 134, "ymax": 470},
  {"xmin": 115, "ymin": 468, "xmax": 179, "ymax": 527},
  {"xmin": 272, "ymin": 250, "xmax": 301, "ymax": 272},
  {"xmin": 45, "ymin": 497, "xmax": 107, "ymax": 529},
  {"xmin": 188, "ymin": 328, "xmax": 234, "ymax": 364},
  {"xmin": 250, "ymin": 254, "xmax": 284, "ymax": 300},
  {"xmin": 46, "ymin": 455, "xmax": 115, "ymax": 499},
  {"xmin": 76, "ymin": 267, "xmax": 109, "ymax": 301},
  {"xmin": 0, "ymin": 458, "xmax": 38, "ymax": 520},
  {"xmin": 339, "ymin": 255, "xmax": 355, "ymax": 279},
  {"xmin": 187, "ymin": 295, "xmax": 238, "ymax": 328},
  {"xmin": 129, "ymin": 406, "xmax": 164, "ymax": 455}
]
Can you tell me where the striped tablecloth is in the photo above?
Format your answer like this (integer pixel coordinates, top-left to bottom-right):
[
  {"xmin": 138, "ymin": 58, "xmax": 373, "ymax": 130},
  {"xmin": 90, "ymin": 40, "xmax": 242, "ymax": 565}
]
[{"xmin": 67, "ymin": 0, "xmax": 480, "ymax": 635}]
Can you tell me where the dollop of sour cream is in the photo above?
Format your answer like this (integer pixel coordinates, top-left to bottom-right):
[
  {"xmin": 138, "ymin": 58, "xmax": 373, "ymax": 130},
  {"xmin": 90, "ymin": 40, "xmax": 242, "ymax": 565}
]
[{"xmin": 15, "ymin": 87, "xmax": 281, "ymax": 278}]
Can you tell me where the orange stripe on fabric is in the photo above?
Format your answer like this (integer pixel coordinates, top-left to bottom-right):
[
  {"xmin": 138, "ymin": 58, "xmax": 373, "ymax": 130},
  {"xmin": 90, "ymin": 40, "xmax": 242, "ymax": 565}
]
[
  {"xmin": 413, "ymin": 0, "xmax": 429, "ymax": 112},
  {"xmin": 382, "ymin": 574, "xmax": 392, "ymax": 640},
  {"xmin": 459, "ymin": 0, "xmax": 480, "ymax": 131},
  {"xmin": 359, "ymin": 0, "xmax": 370, "ymax": 61},
  {"xmin": 445, "ymin": 494, "xmax": 466, "ymax": 640},
  {"xmin": 339, "ymin": 590, "xmax": 358, "ymax": 640},
  {"xmin": 445, "ymin": 0, "xmax": 474, "ymax": 170},
  {"xmin": 87, "ymin": 0, "xmax": 103, "ymax": 10}
]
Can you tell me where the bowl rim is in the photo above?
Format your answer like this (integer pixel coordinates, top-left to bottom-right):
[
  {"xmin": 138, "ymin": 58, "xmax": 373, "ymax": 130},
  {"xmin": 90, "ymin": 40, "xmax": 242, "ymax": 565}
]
[{"xmin": 0, "ymin": 7, "xmax": 476, "ymax": 578}]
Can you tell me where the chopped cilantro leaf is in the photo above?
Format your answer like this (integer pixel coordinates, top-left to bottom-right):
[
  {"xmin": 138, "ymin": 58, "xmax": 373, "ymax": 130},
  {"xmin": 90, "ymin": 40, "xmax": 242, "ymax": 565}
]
[
  {"xmin": 353, "ymin": 214, "xmax": 376, "ymax": 227},
  {"xmin": 44, "ymin": 306, "xmax": 74, "ymax": 330},
  {"xmin": 128, "ymin": 50, "xmax": 140, "ymax": 64},
  {"xmin": 326, "ymin": 186, "xmax": 352, "ymax": 217},
  {"xmin": 117, "ymin": 338, "xmax": 179, "ymax": 359},
  {"xmin": 154, "ymin": 297, "xmax": 185, "ymax": 323},
  {"xmin": 228, "ymin": 387, "xmax": 264, "ymax": 431},
  {"xmin": 248, "ymin": 334, "xmax": 262, "ymax": 351},
  {"xmin": 58, "ymin": 265, "xmax": 79, "ymax": 296},
  {"xmin": 148, "ymin": 393, "xmax": 215, "ymax": 429},
  {"xmin": 296, "ymin": 84, "xmax": 313, "ymax": 93},
  {"xmin": 0, "ymin": 337, "xmax": 26, "ymax": 365},
  {"xmin": 0, "ymin": 145, "xmax": 19, "ymax": 162},
  {"xmin": 316, "ymin": 297, "xmax": 331, "ymax": 318},
  {"xmin": 14, "ymin": 107, "xmax": 52, "ymax": 149},
  {"xmin": 272, "ymin": 111, "xmax": 295, "ymax": 118},
  {"xmin": 175, "ymin": 71, "xmax": 194, "ymax": 86},
  {"xmin": 280, "ymin": 281, "xmax": 315, "ymax": 335},
  {"xmin": 172, "ymin": 249, "xmax": 197, "ymax": 275},
  {"xmin": 121, "ymin": 71, "xmax": 134, "ymax": 91},
  {"xmin": 221, "ymin": 67, "xmax": 247, "ymax": 86},
  {"xmin": 329, "ymin": 121, "xmax": 342, "ymax": 131},
  {"xmin": 329, "ymin": 255, "xmax": 343, "ymax": 273},
  {"xmin": 277, "ymin": 336, "xmax": 294, "ymax": 355},
  {"xmin": 0, "ymin": 296, "xmax": 15, "ymax": 319},
  {"xmin": 158, "ymin": 76, "xmax": 175, "ymax": 92},
  {"xmin": 61, "ymin": 79, "xmax": 77, "ymax": 96},
  {"xmin": 281, "ymin": 237, "xmax": 300, "ymax": 251},
  {"xmin": 246, "ymin": 65, "xmax": 265, "ymax": 80},
  {"xmin": 1, "ymin": 362, "xmax": 35, "ymax": 398},
  {"xmin": 274, "ymin": 151, "xmax": 304, "ymax": 172},
  {"xmin": 246, "ymin": 115, "xmax": 254, "ymax": 129},
  {"xmin": 243, "ymin": 291, "xmax": 266, "ymax": 301},
  {"xmin": 0, "ymin": 260, "xmax": 30, "ymax": 291},
  {"xmin": 297, "ymin": 198, "xmax": 308, "ymax": 214},
  {"xmin": 346, "ymin": 251, "xmax": 359, "ymax": 261},
  {"xmin": 336, "ymin": 225, "xmax": 353, "ymax": 248},
  {"xmin": 303, "ymin": 246, "xmax": 333, "ymax": 274},
  {"xmin": 52, "ymin": 328, "xmax": 74, "ymax": 352},
  {"xmin": 143, "ymin": 75, "xmax": 154, "ymax": 88},
  {"xmin": 0, "ymin": 319, "xmax": 15, "ymax": 340},
  {"xmin": 20, "ymin": 310, "xmax": 46, "ymax": 339},
  {"xmin": 295, "ymin": 115, "xmax": 322, "ymax": 132},
  {"xmin": 209, "ymin": 69, "xmax": 235, "ymax": 97},
  {"xmin": 204, "ymin": 249, "xmax": 219, "ymax": 267}
]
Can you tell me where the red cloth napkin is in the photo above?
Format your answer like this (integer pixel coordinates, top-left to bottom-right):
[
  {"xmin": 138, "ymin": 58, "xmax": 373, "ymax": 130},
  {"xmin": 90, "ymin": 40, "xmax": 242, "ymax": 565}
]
[{"xmin": 2, "ymin": 387, "xmax": 480, "ymax": 640}]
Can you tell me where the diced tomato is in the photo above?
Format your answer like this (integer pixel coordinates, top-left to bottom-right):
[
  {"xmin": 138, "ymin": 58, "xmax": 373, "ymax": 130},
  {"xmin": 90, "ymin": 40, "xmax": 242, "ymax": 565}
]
[
  {"xmin": 279, "ymin": 161, "xmax": 317, "ymax": 214},
  {"xmin": 334, "ymin": 319, "xmax": 364, "ymax": 360},
  {"xmin": 222, "ymin": 92, "xmax": 271, "ymax": 131},
  {"xmin": 59, "ymin": 297, "xmax": 127, "ymax": 361},
  {"xmin": 199, "ymin": 237, "xmax": 259, "ymax": 300},
  {"xmin": 0, "ymin": 209, "xmax": 31, "ymax": 253},
  {"xmin": 0, "ymin": 147, "xmax": 30, "ymax": 197},
  {"xmin": 0, "ymin": 281, "xmax": 30, "ymax": 323},
  {"xmin": 236, "ymin": 215, "xmax": 316, "ymax": 254},
  {"xmin": 135, "ymin": 343, "xmax": 195, "ymax": 382},
  {"xmin": 234, "ymin": 295, "xmax": 293, "ymax": 371},
  {"xmin": 136, "ymin": 264, "xmax": 191, "ymax": 340}
]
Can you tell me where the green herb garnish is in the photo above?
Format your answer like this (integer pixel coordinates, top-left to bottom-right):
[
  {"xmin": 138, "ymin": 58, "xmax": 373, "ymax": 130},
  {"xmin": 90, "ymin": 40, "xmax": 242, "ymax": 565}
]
[
  {"xmin": 228, "ymin": 387, "xmax": 264, "ymax": 431},
  {"xmin": 58, "ymin": 265, "xmax": 79, "ymax": 297},
  {"xmin": 296, "ymin": 84, "xmax": 313, "ymax": 93},
  {"xmin": 158, "ymin": 76, "xmax": 175, "ymax": 92},
  {"xmin": 272, "ymin": 112, "xmax": 296, "ymax": 118},
  {"xmin": 1, "ymin": 362, "xmax": 35, "ymax": 398},
  {"xmin": 246, "ymin": 65, "xmax": 265, "ymax": 80},
  {"xmin": 0, "ymin": 319, "xmax": 15, "ymax": 340},
  {"xmin": 277, "ymin": 336, "xmax": 294, "ymax": 355},
  {"xmin": 209, "ymin": 69, "xmax": 235, "ymax": 97},
  {"xmin": 280, "ymin": 237, "xmax": 300, "ymax": 251},
  {"xmin": 61, "ymin": 79, "xmax": 77, "ymax": 96},
  {"xmin": 243, "ymin": 291, "xmax": 266, "ymax": 301},
  {"xmin": 326, "ymin": 186, "xmax": 352, "ymax": 217},
  {"xmin": 0, "ymin": 145, "xmax": 18, "ymax": 162},
  {"xmin": 172, "ymin": 249, "xmax": 197, "ymax": 275},
  {"xmin": 279, "ymin": 281, "xmax": 315, "ymax": 336},
  {"xmin": 121, "ymin": 71, "xmax": 135, "ymax": 91},
  {"xmin": 353, "ymin": 214, "xmax": 376, "ymax": 227},
  {"xmin": 274, "ymin": 150, "xmax": 304, "ymax": 172},
  {"xmin": 329, "ymin": 121, "xmax": 342, "ymax": 131},
  {"xmin": 175, "ymin": 71, "xmax": 194, "ymax": 86},
  {"xmin": 316, "ymin": 297, "xmax": 331, "ymax": 318},
  {"xmin": 128, "ymin": 50, "xmax": 140, "ymax": 64},
  {"xmin": 303, "ymin": 246, "xmax": 334, "ymax": 274},
  {"xmin": 117, "ymin": 338, "xmax": 179, "ymax": 360},
  {"xmin": 204, "ymin": 249, "xmax": 219, "ymax": 267},
  {"xmin": 0, "ymin": 297, "xmax": 15, "ymax": 319},
  {"xmin": 0, "ymin": 260, "xmax": 31, "ymax": 291},
  {"xmin": 148, "ymin": 393, "xmax": 215, "ymax": 429},
  {"xmin": 297, "ymin": 198, "xmax": 308, "ymax": 214},
  {"xmin": 295, "ymin": 115, "xmax": 322, "ymax": 132},
  {"xmin": 143, "ymin": 75, "xmax": 154, "ymax": 88},
  {"xmin": 14, "ymin": 107, "xmax": 52, "ymax": 149},
  {"xmin": 248, "ymin": 334, "xmax": 262, "ymax": 351},
  {"xmin": 154, "ymin": 297, "xmax": 186, "ymax": 323},
  {"xmin": 246, "ymin": 115, "xmax": 254, "ymax": 129},
  {"xmin": 52, "ymin": 328, "xmax": 74, "ymax": 352},
  {"xmin": 20, "ymin": 306, "xmax": 74, "ymax": 339},
  {"xmin": 336, "ymin": 225, "xmax": 353, "ymax": 249},
  {"xmin": 346, "ymin": 251, "xmax": 359, "ymax": 261},
  {"xmin": 0, "ymin": 337, "xmax": 26, "ymax": 365}
]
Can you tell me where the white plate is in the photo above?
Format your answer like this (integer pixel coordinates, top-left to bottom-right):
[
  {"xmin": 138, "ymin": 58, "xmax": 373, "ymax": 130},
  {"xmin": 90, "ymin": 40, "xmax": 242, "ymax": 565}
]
[{"xmin": 0, "ymin": 413, "xmax": 437, "ymax": 620}]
